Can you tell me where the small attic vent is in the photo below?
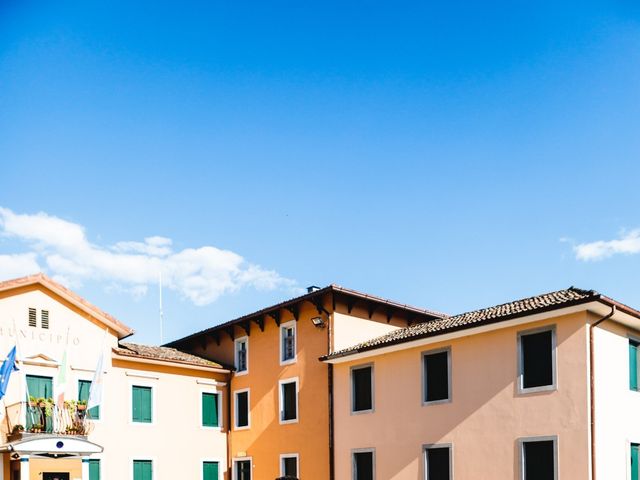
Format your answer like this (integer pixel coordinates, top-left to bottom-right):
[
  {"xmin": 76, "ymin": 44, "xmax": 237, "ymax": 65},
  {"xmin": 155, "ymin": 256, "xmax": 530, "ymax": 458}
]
[
  {"xmin": 28, "ymin": 308, "xmax": 37, "ymax": 327},
  {"xmin": 41, "ymin": 310, "xmax": 50, "ymax": 329}
]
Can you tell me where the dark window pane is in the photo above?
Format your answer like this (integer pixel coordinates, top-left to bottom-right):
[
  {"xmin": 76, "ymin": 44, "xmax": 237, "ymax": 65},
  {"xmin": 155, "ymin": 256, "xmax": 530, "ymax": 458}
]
[
  {"xmin": 426, "ymin": 447, "xmax": 450, "ymax": 480},
  {"xmin": 354, "ymin": 452, "xmax": 373, "ymax": 480},
  {"xmin": 522, "ymin": 331, "xmax": 553, "ymax": 389},
  {"xmin": 282, "ymin": 382, "xmax": 297, "ymax": 421},
  {"xmin": 353, "ymin": 367, "xmax": 372, "ymax": 412},
  {"xmin": 237, "ymin": 391, "xmax": 249, "ymax": 427},
  {"xmin": 524, "ymin": 440, "xmax": 554, "ymax": 480},
  {"xmin": 424, "ymin": 351, "xmax": 449, "ymax": 402},
  {"xmin": 283, "ymin": 457, "xmax": 297, "ymax": 476},
  {"xmin": 236, "ymin": 460, "xmax": 251, "ymax": 480}
]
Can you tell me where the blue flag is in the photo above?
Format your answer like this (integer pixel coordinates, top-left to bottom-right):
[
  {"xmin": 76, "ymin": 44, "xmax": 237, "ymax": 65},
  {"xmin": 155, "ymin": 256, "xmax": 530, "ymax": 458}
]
[{"xmin": 0, "ymin": 346, "xmax": 18, "ymax": 400}]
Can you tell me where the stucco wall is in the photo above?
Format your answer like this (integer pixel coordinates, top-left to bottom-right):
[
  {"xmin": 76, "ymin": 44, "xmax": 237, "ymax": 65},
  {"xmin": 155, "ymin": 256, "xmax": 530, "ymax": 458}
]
[
  {"xmin": 332, "ymin": 311, "xmax": 403, "ymax": 352},
  {"xmin": 333, "ymin": 312, "xmax": 591, "ymax": 479}
]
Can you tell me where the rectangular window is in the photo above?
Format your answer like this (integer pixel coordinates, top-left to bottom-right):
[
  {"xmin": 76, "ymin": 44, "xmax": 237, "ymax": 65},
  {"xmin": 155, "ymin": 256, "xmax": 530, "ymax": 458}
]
[
  {"xmin": 203, "ymin": 461, "xmax": 219, "ymax": 480},
  {"xmin": 235, "ymin": 460, "xmax": 251, "ymax": 480},
  {"xmin": 424, "ymin": 445, "xmax": 451, "ymax": 480},
  {"xmin": 88, "ymin": 459, "xmax": 100, "ymax": 480},
  {"xmin": 78, "ymin": 380, "xmax": 100, "ymax": 419},
  {"xmin": 520, "ymin": 437, "xmax": 557, "ymax": 480},
  {"xmin": 281, "ymin": 322, "xmax": 296, "ymax": 363},
  {"xmin": 281, "ymin": 455, "xmax": 298, "ymax": 478},
  {"xmin": 132, "ymin": 386, "xmax": 152, "ymax": 423},
  {"xmin": 235, "ymin": 390, "xmax": 249, "ymax": 429},
  {"xmin": 28, "ymin": 307, "xmax": 37, "ymax": 327},
  {"xmin": 519, "ymin": 327, "xmax": 555, "ymax": 392},
  {"xmin": 133, "ymin": 460, "xmax": 152, "ymax": 480},
  {"xmin": 422, "ymin": 349, "xmax": 450, "ymax": 404},
  {"xmin": 202, "ymin": 392, "xmax": 219, "ymax": 427},
  {"xmin": 280, "ymin": 379, "xmax": 298, "ymax": 423},
  {"xmin": 631, "ymin": 443, "xmax": 639, "ymax": 480},
  {"xmin": 235, "ymin": 338, "xmax": 248, "ymax": 374},
  {"xmin": 630, "ymin": 339, "xmax": 639, "ymax": 391},
  {"xmin": 41, "ymin": 309, "xmax": 49, "ymax": 329},
  {"xmin": 351, "ymin": 365, "xmax": 373, "ymax": 413},
  {"xmin": 26, "ymin": 375, "xmax": 53, "ymax": 431},
  {"xmin": 352, "ymin": 450, "xmax": 374, "ymax": 480}
]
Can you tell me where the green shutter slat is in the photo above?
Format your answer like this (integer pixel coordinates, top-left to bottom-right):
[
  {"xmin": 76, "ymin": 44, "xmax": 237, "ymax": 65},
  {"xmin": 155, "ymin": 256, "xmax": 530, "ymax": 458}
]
[
  {"xmin": 203, "ymin": 462, "xmax": 219, "ymax": 480},
  {"xmin": 630, "ymin": 343, "xmax": 638, "ymax": 391},
  {"xmin": 632, "ymin": 444, "xmax": 639, "ymax": 480},
  {"xmin": 202, "ymin": 393, "xmax": 219, "ymax": 427},
  {"xmin": 89, "ymin": 459, "xmax": 100, "ymax": 480}
]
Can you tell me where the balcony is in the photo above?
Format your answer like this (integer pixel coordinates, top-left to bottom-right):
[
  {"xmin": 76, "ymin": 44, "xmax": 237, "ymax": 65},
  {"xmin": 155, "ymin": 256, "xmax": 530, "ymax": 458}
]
[{"xmin": 3, "ymin": 400, "xmax": 94, "ymax": 441}]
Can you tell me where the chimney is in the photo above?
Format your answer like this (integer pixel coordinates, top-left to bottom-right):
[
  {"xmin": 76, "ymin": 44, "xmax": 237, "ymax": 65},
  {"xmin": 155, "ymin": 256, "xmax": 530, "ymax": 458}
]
[{"xmin": 306, "ymin": 285, "xmax": 321, "ymax": 293}]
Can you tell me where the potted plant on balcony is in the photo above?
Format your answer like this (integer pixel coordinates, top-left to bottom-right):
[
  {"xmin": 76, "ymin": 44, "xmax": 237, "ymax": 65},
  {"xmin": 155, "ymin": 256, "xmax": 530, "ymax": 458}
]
[
  {"xmin": 11, "ymin": 424, "xmax": 24, "ymax": 435},
  {"xmin": 30, "ymin": 423, "xmax": 43, "ymax": 433},
  {"xmin": 77, "ymin": 400, "xmax": 87, "ymax": 411},
  {"xmin": 37, "ymin": 397, "xmax": 46, "ymax": 408},
  {"xmin": 28, "ymin": 396, "xmax": 37, "ymax": 407},
  {"xmin": 43, "ymin": 398, "xmax": 54, "ymax": 418}
]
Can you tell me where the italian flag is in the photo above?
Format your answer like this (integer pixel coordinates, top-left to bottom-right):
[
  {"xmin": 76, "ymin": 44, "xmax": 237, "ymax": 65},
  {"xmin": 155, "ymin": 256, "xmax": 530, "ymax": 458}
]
[{"xmin": 56, "ymin": 350, "xmax": 67, "ymax": 407}]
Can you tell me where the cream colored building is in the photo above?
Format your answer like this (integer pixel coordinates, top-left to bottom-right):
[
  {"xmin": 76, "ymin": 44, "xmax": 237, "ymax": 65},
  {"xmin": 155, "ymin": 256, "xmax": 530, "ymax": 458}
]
[{"xmin": 0, "ymin": 274, "xmax": 229, "ymax": 480}]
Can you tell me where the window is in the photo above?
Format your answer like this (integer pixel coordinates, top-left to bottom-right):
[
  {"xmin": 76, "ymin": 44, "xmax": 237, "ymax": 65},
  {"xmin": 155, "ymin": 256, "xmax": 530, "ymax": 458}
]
[
  {"xmin": 133, "ymin": 460, "xmax": 152, "ymax": 480},
  {"xmin": 424, "ymin": 445, "xmax": 451, "ymax": 480},
  {"xmin": 352, "ymin": 450, "xmax": 374, "ymax": 480},
  {"xmin": 41, "ymin": 309, "xmax": 49, "ymax": 329},
  {"xmin": 28, "ymin": 308, "xmax": 36, "ymax": 327},
  {"xmin": 422, "ymin": 349, "xmax": 451, "ymax": 404},
  {"xmin": 202, "ymin": 392, "xmax": 219, "ymax": 427},
  {"xmin": 281, "ymin": 321, "xmax": 296, "ymax": 364},
  {"xmin": 351, "ymin": 365, "xmax": 373, "ymax": 413},
  {"xmin": 631, "ymin": 443, "xmax": 639, "ymax": 480},
  {"xmin": 88, "ymin": 459, "xmax": 100, "ymax": 480},
  {"xmin": 132, "ymin": 386, "xmax": 152, "ymax": 423},
  {"xmin": 26, "ymin": 375, "xmax": 53, "ymax": 430},
  {"xmin": 203, "ymin": 461, "xmax": 219, "ymax": 480},
  {"xmin": 519, "ymin": 437, "xmax": 557, "ymax": 480},
  {"xmin": 234, "ymin": 460, "xmax": 251, "ymax": 480},
  {"xmin": 235, "ymin": 390, "xmax": 250, "ymax": 429},
  {"xmin": 280, "ymin": 454, "xmax": 298, "ymax": 478},
  {"xmin": 78, "ymin": 380, "xmax": 100, "ymax": 419},
  {"xmin": 518, "ymin": 327, "xmax": 556, "ymax": 392},
  {"xmin": 235, "ymin": 337, "xmax": 248, "ymax": 374},
  {"xmin": 279, "ymin": 379, "xmax": 298, "ymax": 423},
  {"xmin": 630, "ymin": 339, "xmax": 639, "ymax": 391}
]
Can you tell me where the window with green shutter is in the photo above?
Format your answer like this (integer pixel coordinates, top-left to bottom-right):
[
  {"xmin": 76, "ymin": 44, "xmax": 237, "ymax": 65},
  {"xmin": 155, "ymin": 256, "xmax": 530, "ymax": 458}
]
[
  {"xmin": 630, "ymin": 340, "xmax": 639, "ymax": 391},
  {"xmin": 203, "ymin": 461, "xmax": 219, "ymax": 480},
  {"xmin": 79, "ymin": 380, "xmax": 100, "ymax": 419},
  {"xmin": 202, "ymin": 393, "xmax": 219, "ymax": 427},
  {"xmin": 133, "ymin": 460, "xmax": 153, "ymax": 480},
  {"xmin": 26, "ymin": 375, "xmax": 53, "ymax": 430},
  {"xmin": 132, "ymin": 386, "xmax": 152, "ymax": 423},
  {"xmin": 88, "ymin": 459, "xmax": 100, "ymax": 480},
  {"xmin": 632, "ymin": 444, "xmax": 639, "ymax": 480}
]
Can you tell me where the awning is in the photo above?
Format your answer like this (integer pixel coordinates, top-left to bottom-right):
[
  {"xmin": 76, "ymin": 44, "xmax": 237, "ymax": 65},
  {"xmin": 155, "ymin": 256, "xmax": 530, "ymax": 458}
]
[{"xmin": 0, "ymin": 435, "xmax": 103, "ymax": 458}]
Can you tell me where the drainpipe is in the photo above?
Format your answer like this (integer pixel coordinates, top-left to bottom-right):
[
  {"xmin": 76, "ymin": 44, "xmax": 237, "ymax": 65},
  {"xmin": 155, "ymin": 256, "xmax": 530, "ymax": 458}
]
[
  {"xmin": 590, "ymin": 304, "xmax": 616, "ymax": 480},
  {"xmin": 227, "ymin": 378, "xmax": 232, "ymax": 480},
  {"xmin": 328, "ymin": 305, "xmax": 335, "ymax": 480}
]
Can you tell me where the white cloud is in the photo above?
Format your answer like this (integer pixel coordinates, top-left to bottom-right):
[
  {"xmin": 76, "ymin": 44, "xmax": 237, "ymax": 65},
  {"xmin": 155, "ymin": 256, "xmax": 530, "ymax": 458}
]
[
  {"xmin": 0, "ymin": 207, "xmax": 299, "ymax": 305},
  {"xmin": 574, "ymin": 229, "xmax": 640, "ymax": 261}
]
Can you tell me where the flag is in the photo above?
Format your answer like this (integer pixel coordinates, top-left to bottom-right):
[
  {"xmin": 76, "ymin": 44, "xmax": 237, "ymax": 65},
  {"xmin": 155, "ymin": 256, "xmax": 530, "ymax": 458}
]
[
  {"xmin": 55, "ymin": 349, "xmax": 68, "ymax": 406},
  {"xmin": 87, "ymin": 348, "xmax": 105, "ymax": 411},
  {"xmin": 0, "ymin": 346, "xmax": 18, "ymax": 400}
]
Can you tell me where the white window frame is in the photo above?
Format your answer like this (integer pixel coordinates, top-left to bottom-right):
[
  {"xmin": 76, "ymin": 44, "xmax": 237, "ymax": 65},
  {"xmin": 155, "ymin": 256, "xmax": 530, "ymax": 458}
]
[
  {"xmin": 278, "ymin": 377, "xmax": 299, "ymax": 425},
  {"xmin": 279, "ymin": 453, "xmax": 299, "ymax": 478},
  {"xmin": 352, "ymin": 448, "xmax": 375, "ymax": 480},
  {"xmin": 517, "ymin": 325, "xmax": 557, "ymax": 394},
  {"xmin": 518, "ymin": 435, "xmax": 558, "ymax": 480},
  {"xmin": 201, "ymin": 457, "xmax": 223, "ymax": 480},
  {"xmin": 232, "ymin": 457, "xmax": 252, "ymax": 480},
  {"xmin": 200, "ymin": 388, "xmax": 223, "ymax": 430},
  {"xmin": 423, "ymin": 443, "xmax": 453, "ymax": 480},
  {"xmin": 130, "ymin": 457, "xmax": 155, "ymax": 480},
  {"xmin": 234, "ymin": 336, "xmax": 249, "ymax": 376},
  {"xmin": 280, "ymin": 320, "xmax": 297, "ymax": 365},
  {"xmin": 234, "ymin": 388, "xmax": 250, "ymax": 431},
  {"xmin": 129, "ymin": 381, "xmax": 156, "ymax": 426},
  {"xmin": 421, "ymin": 347, "xmax": 452, "ymax": 406},
  {"xmin": 350, "ymin": 363, "xmax": 374, "ymax": 415},
  {"xmin": 628, "ymin": 334, "xmax": 640, "ymax": 393}
]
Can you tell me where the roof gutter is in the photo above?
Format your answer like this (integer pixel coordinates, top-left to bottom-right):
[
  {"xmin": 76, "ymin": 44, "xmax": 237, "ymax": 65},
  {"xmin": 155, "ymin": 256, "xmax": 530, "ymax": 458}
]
[{"xmin": 589, "ymin": 304, "xmax": 616, "ymax": 480}]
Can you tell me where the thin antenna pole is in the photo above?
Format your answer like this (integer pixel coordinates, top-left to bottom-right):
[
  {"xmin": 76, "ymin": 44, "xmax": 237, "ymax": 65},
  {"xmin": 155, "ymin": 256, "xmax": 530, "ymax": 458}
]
[{"xmin": 159, "ymin": 270, "xmax": 164, "ymax": 344}]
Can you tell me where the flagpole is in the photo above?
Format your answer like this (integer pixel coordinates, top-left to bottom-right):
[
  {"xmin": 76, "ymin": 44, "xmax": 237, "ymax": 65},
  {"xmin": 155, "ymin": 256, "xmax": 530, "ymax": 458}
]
[{"xmin": 159, "ymin": 270, "xmax": 164, "ymax": 344}]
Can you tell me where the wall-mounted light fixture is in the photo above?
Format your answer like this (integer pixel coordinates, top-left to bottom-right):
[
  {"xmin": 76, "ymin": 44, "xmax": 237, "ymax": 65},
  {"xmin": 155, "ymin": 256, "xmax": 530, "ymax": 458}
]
[{"xmin": 311, "ymin": 316, "xmax": 326, "ymax": 328}]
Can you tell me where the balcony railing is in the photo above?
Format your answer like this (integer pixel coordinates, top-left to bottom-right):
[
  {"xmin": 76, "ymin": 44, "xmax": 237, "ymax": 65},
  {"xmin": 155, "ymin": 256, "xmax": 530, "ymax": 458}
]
[{"xmin": 3, "ymin": 400, "xmax": 94, "ymax": 438}]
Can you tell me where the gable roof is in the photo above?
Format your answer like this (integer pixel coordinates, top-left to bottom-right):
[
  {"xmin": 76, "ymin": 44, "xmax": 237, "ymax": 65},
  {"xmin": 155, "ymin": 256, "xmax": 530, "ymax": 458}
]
[
  {"xmin": 114, "ymin": 342, "xmax": 227, "ymax": 370},
  {"xmin": 0, "ymin": 273, "xmax": 134, "ymax": 339},
  {"xmin": 323, "ymin": 287, "xmax": 640, "ymax": 361}
]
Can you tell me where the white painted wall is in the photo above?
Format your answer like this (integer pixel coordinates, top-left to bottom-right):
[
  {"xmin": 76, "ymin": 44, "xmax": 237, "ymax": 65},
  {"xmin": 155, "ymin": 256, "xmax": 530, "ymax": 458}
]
[{"xmin": 332, "ymin": 311, "xmax": 402, "ymax": 352}]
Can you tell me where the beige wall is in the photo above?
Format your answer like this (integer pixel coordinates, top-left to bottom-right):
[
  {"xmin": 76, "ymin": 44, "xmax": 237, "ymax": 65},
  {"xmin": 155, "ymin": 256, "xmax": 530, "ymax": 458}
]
[
  {"xmin": 332, "ymin": 311, "xmax": 402, "ymax": 352},
  {"xmin": 332, "ymin": 312, "xmax": 591, "ymax": 479}
]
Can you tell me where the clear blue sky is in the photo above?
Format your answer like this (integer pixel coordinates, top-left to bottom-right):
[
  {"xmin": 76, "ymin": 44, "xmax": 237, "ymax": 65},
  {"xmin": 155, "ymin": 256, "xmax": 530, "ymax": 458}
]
[{"xmin": 1, "ymin": 0, "xmax": 639, "ymax": 344}]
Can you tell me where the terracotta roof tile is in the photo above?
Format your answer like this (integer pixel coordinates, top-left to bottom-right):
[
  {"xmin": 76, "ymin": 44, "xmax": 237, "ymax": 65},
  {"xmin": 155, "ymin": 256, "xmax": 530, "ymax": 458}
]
[{"xmin": 114, "ymin": 342, "xmax": 226, "ymax": 369}]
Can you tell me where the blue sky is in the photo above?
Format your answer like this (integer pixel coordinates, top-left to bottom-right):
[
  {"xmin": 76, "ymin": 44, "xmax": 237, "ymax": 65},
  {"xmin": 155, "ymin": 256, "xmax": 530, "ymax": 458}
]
[{"xmin": 1, "ymin": 0, "xmax": 639, "ymax": 344}]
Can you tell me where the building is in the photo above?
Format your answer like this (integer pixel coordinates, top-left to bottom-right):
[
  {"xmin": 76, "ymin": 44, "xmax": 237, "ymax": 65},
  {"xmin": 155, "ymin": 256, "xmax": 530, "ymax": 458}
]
[
  {"xmin": 323, "ymin": 288, "xmax": 640, "ymax": 479},
  {"xmin": 0, "ymin": 275, "xmax": 230, "ymax": 480}
]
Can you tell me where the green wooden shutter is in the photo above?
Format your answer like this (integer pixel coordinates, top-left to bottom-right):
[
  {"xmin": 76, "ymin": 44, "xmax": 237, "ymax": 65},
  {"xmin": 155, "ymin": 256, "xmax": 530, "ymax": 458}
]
[
  {"xmin": 26, "ymin": 375, "xmax": 53, "ymax": 398},
  {"xmin": 132, "ymin": 386, "xmax": 152, "ymax": 423},
  {"xmin": 632, "ymin": 444, "xmax": 639, "ymax": 480},
  {"xmin": 202, "ymin": 393, "xmax": 219, "ymax": 427},
  {"xmin": 630, "ymin": 342, "xmax": 638, "ymax": 391},
  {"xmin": 78, "ymin": 380, "xmax": 100, "ymax": 419},
  {"xmin": 133, "ymin": 460, "xmax": 153, "ymax": 480},
  {"xmin": 203, "ymin": 461, "xmax": 219, "ymax": 480},
  {"xmin": 89, "ymin": 459, "xmax": 100, "ymax": 480}
]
